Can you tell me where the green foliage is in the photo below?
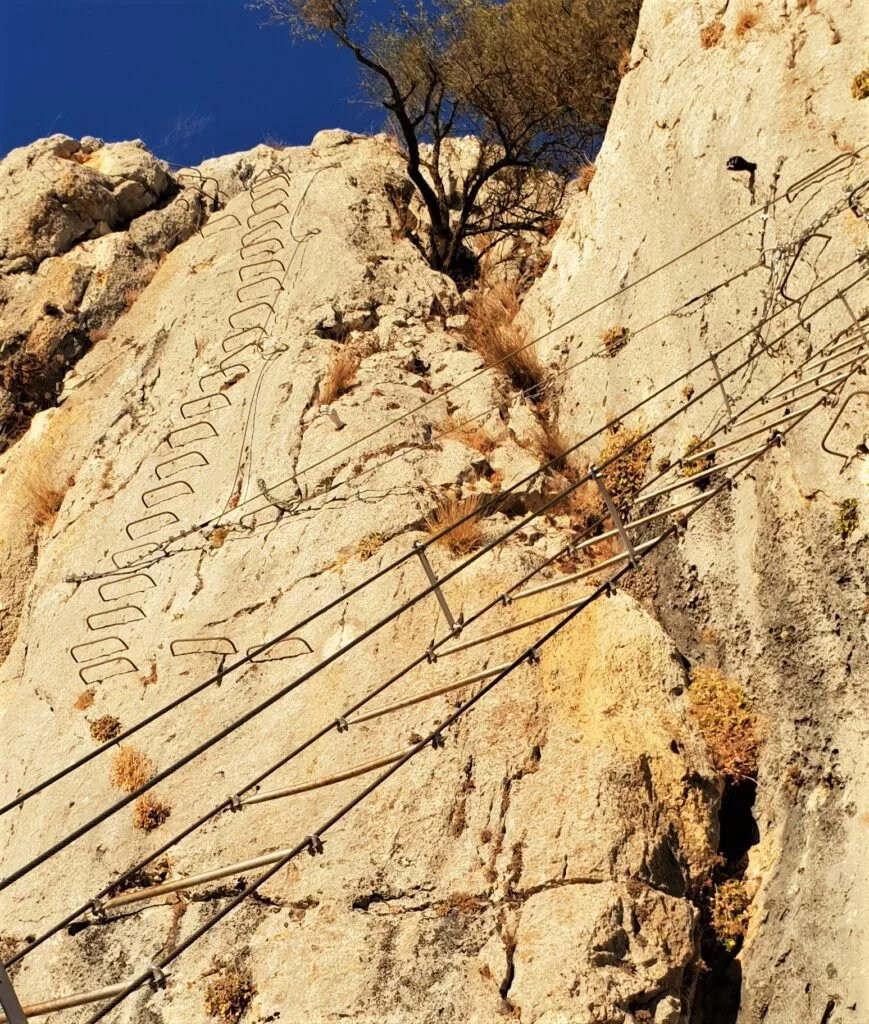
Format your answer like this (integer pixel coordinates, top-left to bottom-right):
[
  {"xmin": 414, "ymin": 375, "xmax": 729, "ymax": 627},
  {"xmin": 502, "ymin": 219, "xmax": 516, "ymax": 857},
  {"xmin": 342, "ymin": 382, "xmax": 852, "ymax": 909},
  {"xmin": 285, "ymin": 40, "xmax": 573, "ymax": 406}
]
[
  {"xmin": 598, "ymin": 425, "xmax": 653, "ymax": 512},
  {"xmin": 711, "ymin": 878, "xmax": 750, "ymax": 952},
  {"xmin": 688, "ymin": 666, "xmax": 758, "ymax": 781},
  {"xmin": 836, "ymin": 498, "xmax": 859, "ymax": 538},
  {"xmin": 252, "ymin": 0, "xmax": 640, "ymax": 280}
]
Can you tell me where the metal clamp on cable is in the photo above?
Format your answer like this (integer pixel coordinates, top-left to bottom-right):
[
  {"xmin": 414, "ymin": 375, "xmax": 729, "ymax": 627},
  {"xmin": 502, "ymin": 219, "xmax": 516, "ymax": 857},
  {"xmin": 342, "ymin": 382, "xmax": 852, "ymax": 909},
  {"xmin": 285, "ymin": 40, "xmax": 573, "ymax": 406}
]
[
  {"xmin": 227, "ymin": 794, "xmax": 243, "ymax": 813},
  {"xmin": 89, "ymin": 897, "xmax": 107, "ymax": 920},
  {"xmin": 307, "ymin": 834, "xmax": 324, "ymax": 856},
  {"xmin": 603, "ymin": 580, "xmax": 617, "ymax": 597},
  {"xmin": 771, "ymin": 429, "xmax": 785, "ymax": 447},
  {"xmin": 147, "ymin": 964, "xmax": 168, "ymax": 990},
  {"xmin": 526, "ymin": 649, "xmax": 541, "ymax": 666},
  {"xmin": 499, "ymin": 592, "xmax": 513, "ymax": 607},
  {"xmin": 334, "ymin": 717, "xmax": 349, "ymax": 733},
  {"xmin": 431, "ymin": 732, "xmax": 445, "ymax": 750},
  {"xmin": 451, "ymin": 615, "xmax": 464, "ymax": 637},
  {"xmin": 425, "ymin": 641, "xmax": 438, "ymax": 664},
  {"xmin": 672, "ymin": 517, "xmax": 687, "ymax": 538}
]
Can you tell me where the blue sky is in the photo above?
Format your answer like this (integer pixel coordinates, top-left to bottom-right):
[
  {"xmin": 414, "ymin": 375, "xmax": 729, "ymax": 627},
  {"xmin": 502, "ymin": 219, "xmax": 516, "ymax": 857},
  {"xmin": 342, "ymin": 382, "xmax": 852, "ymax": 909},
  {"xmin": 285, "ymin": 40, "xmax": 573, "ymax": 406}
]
[{"xmin": 0, "ymin": 0, "xmax": 379, "ymax": 165}]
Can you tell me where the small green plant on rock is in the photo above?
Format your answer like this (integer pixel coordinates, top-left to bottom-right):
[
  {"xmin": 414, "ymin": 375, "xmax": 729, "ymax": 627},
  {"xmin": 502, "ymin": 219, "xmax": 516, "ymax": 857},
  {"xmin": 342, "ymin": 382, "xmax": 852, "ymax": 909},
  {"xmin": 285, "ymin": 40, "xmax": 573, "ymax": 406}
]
[
  {"xmin": 688, "ymin": 666, "xmax": 758, "ymax": 781},
  {"xmin": 204, "ymin": 962, "xmax": 255, "ymax": 1023},
  {"xmin": 598, "ymin": 425, "xmax": 653, "ymax": 512},
  {"xmin": 711, "ymin": 877, "xmax": 751, "ymax": 952},
  {"xmin": 836, "ymin": 498, "xmax": 859, "ymax": 538}
]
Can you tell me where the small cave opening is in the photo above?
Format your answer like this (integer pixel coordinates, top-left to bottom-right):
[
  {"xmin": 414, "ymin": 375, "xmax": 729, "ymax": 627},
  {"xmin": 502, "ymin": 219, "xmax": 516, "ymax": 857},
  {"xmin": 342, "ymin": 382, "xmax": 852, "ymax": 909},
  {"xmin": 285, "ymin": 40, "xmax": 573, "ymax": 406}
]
[{"xmin": 691, "ymin": 776, "xmax": 759, "ymax": 1024}]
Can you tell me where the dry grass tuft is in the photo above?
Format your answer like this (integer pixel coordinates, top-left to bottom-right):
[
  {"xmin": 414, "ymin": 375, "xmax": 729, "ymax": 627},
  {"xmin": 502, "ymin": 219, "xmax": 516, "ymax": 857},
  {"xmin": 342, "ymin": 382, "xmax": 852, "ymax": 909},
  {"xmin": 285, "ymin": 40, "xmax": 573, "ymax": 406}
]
[
  {"xmin": 436, "ymin": 892, "xmax": 486, "ymax": 917},
  {"xmin": 852, "ymin": 69, "xmax": 869, "ymax": 101},
  {"xmin": 617, "ymin": 47, "xmax": 632, "ymax": 77},
  {"xmin": 19, "ymin": 462, "xmax": 69, "ymax": 529},
  {"xmin": 132, "ymin": 793, "xmax": 171, "ymax": 832},
  {"xmin": 74, "ymin": 689, "xmax": 96, "ymax": 711},
  {"xmin": 439, "ymin": 416, "xmax": 498, "ymax": 454},
  {"xmin": 356, "ymin": 532, "xmax": 387, "ymax": 561},
  {"xmin": 110, "ymin": 746, "xmax": 155, "ymax": 793},
  {"xmin": 90, "ymin": 715, "xmax": 122, "ymax": 743},
  {"xmin": 318, "ymin": 349, "xmax": 360, "ymax": 406},
  {"xmin": 463, "ymin": 280, "xmax": 543, "ymax": 395},
  {"xmin": 700, "ymin": 20, "xmax": 725, "ymax": 48},
  {"xmin": 531, "ymin": 418, "xmax": 575, "ymax": 476},
  {"xmin": 682, "ymin": 435, "xmax": 716, "ymax": 482},
  {"xmin": 734, "ymin": 3, "xmax": 759, "ymax": 38},
  {"xmin": 688, "ymin": 666, "xmax": 758, "ymax": 780},
  {"xmin": 210, "ymin": 526, "xmax": 229, "ymax": 549},
  {"xmin": 425, "ymin": 493, "xmax": 484, "ymax": 556},
  {"xmin": 711, "ymin": 878, "xmax": 751, "ymax": 952},
  {"xmin": 601, "ymin": 324, "xmax": 631, "ymax": 357},
  {"xmin": 576, "ymin": 161, "xmax": 597, "ymax": 191},
  {"xmin": 204, "ymin": 963, "xmax": 255, "ymax": 1023}
]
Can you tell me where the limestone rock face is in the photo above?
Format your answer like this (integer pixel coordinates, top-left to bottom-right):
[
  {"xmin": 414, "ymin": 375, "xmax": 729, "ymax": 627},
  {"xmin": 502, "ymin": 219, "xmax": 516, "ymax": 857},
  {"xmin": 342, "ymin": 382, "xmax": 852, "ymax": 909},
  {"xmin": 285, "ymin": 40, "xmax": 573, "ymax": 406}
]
[
  {"xmin": 521, "ymin": 1, "xmax": 868, "ymax": 1020},
  {"xmin": 0, "ymin": 126, "xmax": 717, "ymax": 1024},
  {"xmin": 0, "ymin": 2, "xmax": 865, "ymax": 1022}
]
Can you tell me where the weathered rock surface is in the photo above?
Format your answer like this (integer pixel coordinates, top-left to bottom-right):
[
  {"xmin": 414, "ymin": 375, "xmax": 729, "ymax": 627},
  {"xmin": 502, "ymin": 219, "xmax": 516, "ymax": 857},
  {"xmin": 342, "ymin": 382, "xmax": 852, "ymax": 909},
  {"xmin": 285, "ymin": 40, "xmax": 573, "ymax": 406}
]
[
  {"xmin": 521, "ymin": 0, "xmax": 868, "ymax": 1020},
  {"xmin": 0, "ymin": 1, "xmax": 866, "ymax": 1022}
]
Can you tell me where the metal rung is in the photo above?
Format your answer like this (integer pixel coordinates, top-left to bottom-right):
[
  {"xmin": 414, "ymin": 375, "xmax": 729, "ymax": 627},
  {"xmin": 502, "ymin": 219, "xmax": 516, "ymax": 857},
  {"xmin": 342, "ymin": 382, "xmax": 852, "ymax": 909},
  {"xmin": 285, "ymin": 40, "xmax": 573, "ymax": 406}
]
[
  {"xmin": 590, "ymin": 466, "xmax": 639, "ymax": 567},
  {"xmin": 801, "ymin": 335, "xmax": 868, "ymax": 374},
  {"xmin": 414, "ymin": 542, "xmax": 460, "ymax": 633},
  {"xmin": 568, "ymin": 492, "xmax": 705, "ymax": 557},
  {"xmin": 512, "ymin": 536, "xmax": 661, "ymax": 603},
  {"xmin": 0, "ymin": 966, "xmax": 27, "ymax": 1024},
  {"xmin": 764, "ymin": 350, "xmax": 868, "ymax": 402},
  {"xmin": 637, "ymin": 444, "xmax": 768, "ymax": 503},
  {"xmin": 348, "ymin": 661, "xmax": 514, "ymax": 726},
  {"xmin": 711, "ymin": 353, "xmax": 735, "ymax": 423},
  {"xmin": 0, "ymin": 981, "xmax": 130, "ymax": 1022},
  {"xmin": 239, "ymin": 748, "xmax": 413, "ymax": 808},
  {"xmin": 681, "ymin": 408, "xmax": 806, "ymax": 463}
]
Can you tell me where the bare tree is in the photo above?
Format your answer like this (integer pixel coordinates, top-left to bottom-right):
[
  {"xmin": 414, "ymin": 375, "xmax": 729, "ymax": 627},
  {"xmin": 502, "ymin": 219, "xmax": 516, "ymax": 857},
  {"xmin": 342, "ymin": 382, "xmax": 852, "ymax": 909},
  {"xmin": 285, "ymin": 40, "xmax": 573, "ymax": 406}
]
[{"xmin": 252, "ymin": 0, "xmax": 639, "ymax": 283}]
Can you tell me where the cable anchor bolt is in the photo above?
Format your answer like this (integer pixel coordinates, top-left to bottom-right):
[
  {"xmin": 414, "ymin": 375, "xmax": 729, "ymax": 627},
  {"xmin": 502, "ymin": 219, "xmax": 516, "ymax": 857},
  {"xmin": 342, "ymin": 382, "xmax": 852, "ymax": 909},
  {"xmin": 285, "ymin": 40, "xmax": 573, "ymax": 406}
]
[
  {"xmin": 431, "ymin": 732, "xmax": 446, "ymax": 750},
  {"xmin": 319, "ymin": 405, "xmax": 345, "ymax": 430},
  {"xmin": 335, "ymin": 717, "xmax": 350, "ymax": 733},
  {"xmin": 590, "ymin": 465, "xmax": 640, "ymax": 569},
  {"xmin": 147, "ymin": 964, "xmax": 169, "ymax": 990},
  {"xmin": 307, "ymin": 834, "xmax": 324, "ymax": 856},
  {"xmin": 227, "ymin": 794, "xmax": 243, "ymax": 812}
]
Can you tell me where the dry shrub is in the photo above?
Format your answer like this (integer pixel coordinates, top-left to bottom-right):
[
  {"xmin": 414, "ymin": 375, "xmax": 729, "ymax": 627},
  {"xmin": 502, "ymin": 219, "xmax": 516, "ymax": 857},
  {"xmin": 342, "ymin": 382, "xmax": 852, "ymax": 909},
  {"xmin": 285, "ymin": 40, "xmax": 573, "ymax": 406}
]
[
  {"xmin": 204, "ymin": 964, "xmax": 255, "ymax": 1023},
  {"xmin": 852, "ymin": 69, "xmax": 869, "ymax": 101},
  {"xmin": 531, "ymin": 418, "xmax": 578, "ymax": 477},
  {"xmin": 711, "ymin": 878, "xmax": 751, "ymax": 952},
  {"xmin": 617, "ymin": 47, "xmax": 632, "ymax": 77},
  {"xmin": 74, "ymin": 689, "xmax": 96, "ymax": 711},
  {"xmin": 463, "ymin": 280, "xmax": 543, "ymax": 395},
  {"xmin": 436, "ymin": 892, "xmax": 485, "ymax": 917},
  {"xmin": 688, "ymin": 666, "xmax": 758, "ymax": 780},
  {"xmin": 734, "ymin": 3, "xmax": 759, "ymax": 38},
  {"xmin": 356, "ymin": 532, "xmax": 387, "ymax": 561},
  {"xmin": 90, "ymin": 715, "xmax": 121, "ymax": 743},
  {"xmin": 133, "ymin": 793, "xmax": 171, "ymax": 832},
  {"xmin": 110, "ymin": 747, "xmax": 155, "ymax": 792},
  {"xmin": 601, "ymin": 324, "xmax": 631, "ymax": 357},
  {"xmin": 682, "ymin": 435, "xmax": 715, "ymax": 482},
  {"xmin": 700, "ymin": 20, "xmax": 724, "ymax": 48},
  {"xmin": 318, "ymin": 349, "xmax": 360, "ymax": 406},
  {"xmin": 576, "ymin": 161, "xmax": 597, "ymax": 191},
  {"xmin": 439, "ymin": 416, "xmax": 497, "ymax": 454},
  {"xmin": 19, "ymin": 461, "xmax": 69, "ymax": 529},
  {"xmin": 210, "ymin": 526, "xmax": 229, "ymax": 549},
  {"xmin": 425, "ymin": 493, "xmax": 483, "ymax": 555},
  {"xmin": 598, "ymin": 426, "xmax": 653, "ymax": 512}
]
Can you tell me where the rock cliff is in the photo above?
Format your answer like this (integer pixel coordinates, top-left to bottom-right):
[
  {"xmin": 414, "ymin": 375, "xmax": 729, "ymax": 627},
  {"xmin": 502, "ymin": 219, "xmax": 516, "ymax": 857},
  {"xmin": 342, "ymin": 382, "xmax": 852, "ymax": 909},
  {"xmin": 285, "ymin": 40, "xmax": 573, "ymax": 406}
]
[{"xmin": 0, "ymin": 1, "xmax": 866, "ymax": 1023}]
